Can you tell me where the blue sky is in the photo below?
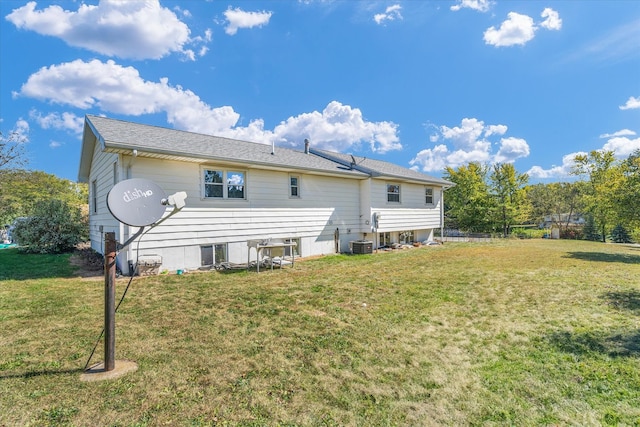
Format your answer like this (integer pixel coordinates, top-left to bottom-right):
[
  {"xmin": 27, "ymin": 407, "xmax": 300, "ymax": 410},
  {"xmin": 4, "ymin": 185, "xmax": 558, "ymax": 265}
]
[{"xmin": 1, "ymin": 0, "xmax": 638, "ymax": 183}]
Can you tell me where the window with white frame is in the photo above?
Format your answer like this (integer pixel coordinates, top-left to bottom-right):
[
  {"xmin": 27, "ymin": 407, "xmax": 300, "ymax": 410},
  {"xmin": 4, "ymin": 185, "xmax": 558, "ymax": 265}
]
[
  {"xmin": 425, "ymin": 187, "xmax": 434, "ymax": 205},
  {"xmin": 379, "ymin": 232, "xmax": 391, "ymax": 246},
  {"xmin": 289, "ymin": 175, "xmax": 300, "ymax": 198},
  {"xmin": 387, "ymin": 183, "xmax": 400, "ymax": 203},
  {"xmin": 201, "ymin": 243, "xmax": 228, "ymax": 266},
  {"xmin": 203, "ymin": 169, "xmax": 246, "ymax": 199}
]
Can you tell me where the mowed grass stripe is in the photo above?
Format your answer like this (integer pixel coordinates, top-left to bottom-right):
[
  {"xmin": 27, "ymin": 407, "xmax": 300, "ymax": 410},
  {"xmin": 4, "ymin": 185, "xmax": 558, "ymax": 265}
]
[{"xmin": 1, "ymin": 239, "xmax": 639, "ymax": 426}]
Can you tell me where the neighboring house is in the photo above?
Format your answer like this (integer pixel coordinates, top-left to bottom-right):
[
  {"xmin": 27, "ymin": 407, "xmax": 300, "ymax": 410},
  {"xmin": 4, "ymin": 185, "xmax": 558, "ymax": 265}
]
[
  {"xmin": 541, "ymin": 213, "xmax": 586, "ymax": 229},
  {"xmin": 78, "ymin": 115, "xmax": 453, "ymax": 273}
]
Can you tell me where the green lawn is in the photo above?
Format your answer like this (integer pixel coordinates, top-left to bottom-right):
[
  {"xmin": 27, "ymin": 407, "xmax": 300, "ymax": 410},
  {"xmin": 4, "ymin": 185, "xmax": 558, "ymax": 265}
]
[{"xmin": 1, "ymin": 239, "xmax": 639, "ymax": 426}]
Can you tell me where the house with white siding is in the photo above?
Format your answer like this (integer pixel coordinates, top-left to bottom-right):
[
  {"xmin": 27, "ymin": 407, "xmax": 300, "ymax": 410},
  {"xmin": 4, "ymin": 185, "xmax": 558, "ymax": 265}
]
[{"xmin": 78, "ymin": 115, "xmax": 453, "ymax": 274}]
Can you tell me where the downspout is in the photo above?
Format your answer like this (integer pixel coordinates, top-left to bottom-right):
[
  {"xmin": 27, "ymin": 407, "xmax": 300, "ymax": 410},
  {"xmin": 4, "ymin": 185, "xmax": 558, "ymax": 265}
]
[{"xmin": 126, "ymin": 149, "xmax": 138, "ymax": 179}]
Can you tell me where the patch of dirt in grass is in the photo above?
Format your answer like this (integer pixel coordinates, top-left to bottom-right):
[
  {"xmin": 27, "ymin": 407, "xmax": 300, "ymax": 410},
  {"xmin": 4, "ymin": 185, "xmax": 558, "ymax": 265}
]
[{"xmin": 69, "ymin": 243, "xmax": 103, "ymax": 279}]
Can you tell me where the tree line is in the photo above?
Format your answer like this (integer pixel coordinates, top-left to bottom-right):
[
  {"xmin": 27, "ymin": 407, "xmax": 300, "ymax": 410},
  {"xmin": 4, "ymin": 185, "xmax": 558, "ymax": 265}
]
[{"xmin": 443, "ymin": 149, "xmax": 640, "ymax": 243}]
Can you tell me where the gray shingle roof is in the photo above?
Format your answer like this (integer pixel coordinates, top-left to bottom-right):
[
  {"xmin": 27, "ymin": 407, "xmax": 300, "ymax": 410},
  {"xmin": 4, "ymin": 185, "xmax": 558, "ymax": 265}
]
[
  {"xmin": 79, "ymin": 115, "xmax": 452, "ymax": 187},
  {"xmin": 81, "ymin": 115, "xmax": 368, "ymax": 180},
  {"xmin": 310, "ymin": 149, "xmax": 453, "ymax": 186}
]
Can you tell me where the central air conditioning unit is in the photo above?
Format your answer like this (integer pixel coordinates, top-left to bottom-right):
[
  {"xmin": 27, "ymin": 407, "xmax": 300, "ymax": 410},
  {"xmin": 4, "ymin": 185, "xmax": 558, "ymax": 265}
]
[{"xmin": 351, "ymin": 240, "xmax": 373, "ymax": 254}]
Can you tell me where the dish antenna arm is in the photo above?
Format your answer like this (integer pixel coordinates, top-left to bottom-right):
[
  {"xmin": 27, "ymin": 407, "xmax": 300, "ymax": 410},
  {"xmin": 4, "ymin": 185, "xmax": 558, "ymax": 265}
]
[{"xmin": 116, "ymin": 191, "xmax": 187, "ymax": 251}]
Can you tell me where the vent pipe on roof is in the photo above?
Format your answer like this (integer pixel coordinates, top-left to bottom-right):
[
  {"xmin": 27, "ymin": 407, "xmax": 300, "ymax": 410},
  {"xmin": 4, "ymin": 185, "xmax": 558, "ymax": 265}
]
[
  {"xmin": 271, "ymin": 140, "xmax": 275, "ymax": 155},
  {"xmin": 304, "ymin": 138, "xmax": 310, "ymax": 154}
]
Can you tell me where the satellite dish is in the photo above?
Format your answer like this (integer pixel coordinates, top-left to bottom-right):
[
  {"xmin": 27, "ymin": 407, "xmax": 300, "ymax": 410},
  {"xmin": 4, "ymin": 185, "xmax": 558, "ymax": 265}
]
[{"xmin": 107, "ymin": 179, "xmax": 167, "ymax": 227}]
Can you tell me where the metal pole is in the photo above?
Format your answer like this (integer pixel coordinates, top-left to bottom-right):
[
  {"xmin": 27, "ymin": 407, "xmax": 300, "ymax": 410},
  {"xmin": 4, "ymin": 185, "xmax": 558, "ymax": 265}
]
[{"xmin": 104, "ymin": 232, "xmax": 116, "ymax": 371}]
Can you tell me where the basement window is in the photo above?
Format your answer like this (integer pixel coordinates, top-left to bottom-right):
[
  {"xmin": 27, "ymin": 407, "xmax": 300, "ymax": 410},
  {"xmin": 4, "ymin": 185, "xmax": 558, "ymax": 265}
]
[
  {"xmin": 201, "ymin": 244, "xmax": 228, "ymax": 266},
  {"xmin": 284, "ymin": 238, "xmax": 300, "ymax": 257}
]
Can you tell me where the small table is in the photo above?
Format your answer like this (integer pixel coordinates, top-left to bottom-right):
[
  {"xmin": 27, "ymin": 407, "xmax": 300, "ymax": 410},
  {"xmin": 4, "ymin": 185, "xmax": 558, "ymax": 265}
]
[{"xmin": 247, "ymin": 240, "xmax": 297, "ymax": 272}]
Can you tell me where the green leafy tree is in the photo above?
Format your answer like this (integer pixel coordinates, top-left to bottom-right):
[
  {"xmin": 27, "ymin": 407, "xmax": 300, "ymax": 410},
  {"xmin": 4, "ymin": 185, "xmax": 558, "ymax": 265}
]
[
  {"xmin": 0, "ymin": 169, "xmax": 88, "ymax": 225},
  {"xmin": 616, "ymin": 150, "xmax": 640, "ymax": 228},
  {"xmin": 11, "ymin": 199, "xmax": 87, "ymax": 253},
  {"xmin": 572, "ymin": 150, "xmax": 622, "ymax": 242},
  {"xmin": 489, "ymin": 163, "xmax": 530, "ymax": 236},
  {"xmin": 526, "ymin": 181, "xmax": 586, "ymax": 233},
  {"xmin": 443, "ymin": 162, "xmax": 494, "ymax": 232}
]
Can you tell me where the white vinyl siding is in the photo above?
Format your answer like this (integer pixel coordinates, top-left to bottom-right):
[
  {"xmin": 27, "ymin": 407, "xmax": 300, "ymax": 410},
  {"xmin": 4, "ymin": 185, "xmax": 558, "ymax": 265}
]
[
  {"xmin": 369, "ymin": 180, "xmax": 442, "ymax": 234},
  {"xmin": 86, "ymin": 140, "xmax": 121, "ymax": 255},
  {"xmin": 118, "ymin": 160, "xmax": 361, "ymax": 271},
  {"xmin": 87, "ymin": 150, "xmax": 446, "ymax": 272}
]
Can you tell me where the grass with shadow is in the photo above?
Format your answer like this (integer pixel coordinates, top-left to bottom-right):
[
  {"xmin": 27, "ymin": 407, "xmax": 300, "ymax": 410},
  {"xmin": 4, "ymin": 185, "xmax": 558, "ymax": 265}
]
[
  {"xmin": 1, "ymin": 239, "xmax": 640, "ymax": 426},
  {"xmin": 565, "ymin": 251, "xmax": 640, "ymax": 264}
]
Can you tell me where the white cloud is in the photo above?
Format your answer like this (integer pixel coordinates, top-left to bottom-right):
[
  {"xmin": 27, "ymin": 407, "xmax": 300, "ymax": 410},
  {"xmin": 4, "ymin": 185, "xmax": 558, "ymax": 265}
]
[
  {"xmin": 599, "ymin": 129, "xmax": 640, "ymax": 158},
  {"xmin": 49, "ymin": 141, "xmax": 62, "ymax": 149},
  {"xmin": 494, "ymin": 137, "xmax": 530, "ymax": 163},
  {"xmin": 439, "ymin": 118, "xmax": 486, "ymax": 149},
  {"xmin": 484, "ymin": 12, "xmax": 536, "ymax": 47},
  {"xmin": 484, "ymin": 8, "xmax": 561, "ymax": 47},
  {"xmin": 450, "ymin": 0, "xmax": 493, "ymax": 13},
  {"xmin": 29, "ymin": 110, "xmax": 84, "ymax": 134},
  {"xmin": 5, "ymin": 0, "xmax": 202, "ymax": 60},
  {"xmin": 173, "ymin": 5, "xmax": 191, "ymax": 19},
  {"xmin": 410, "ymin": 145, "xmax": 452, "ymax": 172},
  {"xmin": 374, "ymin": 4, "xmax": 402, "ymax": 25},
  {"xmin": 602, "ymin": 135, "xmax": 640, "ymax": 158},
  {"xmin": 3, "ymin": 119, "xmax": 31, "ymax": 144},
  {"xmin": 485, "ymin": 124, "xmax": 508, "ymax": 137},
  {"xmin": 540, "ymin": 8, "xmax": 562, "ymax": 31},
  {"xmin": 269, "ymin": 101, "xmax": 402, "ymax": 153},
  {"xmin": 620, "ymin": 96, "xmax": 640, "ymax": 110},
  {"xmin": 224, "ymin": 7, "xmax": 272, "ymax": 35},
  {"xmin": 529, "ymin": 129, "xmax": 640, "ymax": 179},
  {"xmin": 18, "ymin": 59, "xmax": 241, "ymax": 133},
  {"xmin": 600, "ymin": 129, "xmax": 636, "ymax": 138},
  {"xmin": 527, "ymin": 152, "xmax": 585, "ymax": 179},
  {"xmin": 17, "ymin": 59, "xmax": 399, "ymax": 153},
  {"xmin": 410, "ymin": 118, "xmax": 528, "ymax": 172}
]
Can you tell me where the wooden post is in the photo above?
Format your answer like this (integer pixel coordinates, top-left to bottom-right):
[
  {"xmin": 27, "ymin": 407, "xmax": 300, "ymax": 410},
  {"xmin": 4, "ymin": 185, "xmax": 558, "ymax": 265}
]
[{"xmin": 104, "ymin": 232, "xmax": 116, "ymax": 371}]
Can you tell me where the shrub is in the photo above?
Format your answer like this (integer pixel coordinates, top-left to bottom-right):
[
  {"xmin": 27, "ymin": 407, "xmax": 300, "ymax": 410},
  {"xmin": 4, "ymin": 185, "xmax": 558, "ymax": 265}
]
[
  {"xmin": 11, "ymin": 199, "xmax": 88, "ymax": 254},
  {"xmin": 511, "ymin": 228, "xmax": 549, "ymax": 239},
  {"xmin": 560, "ymin": 227, "xmax": 584, "ymax": 240},
  {"xmin": 610, "ymin": 224, "xmax": 633, "ymax": 243}
]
